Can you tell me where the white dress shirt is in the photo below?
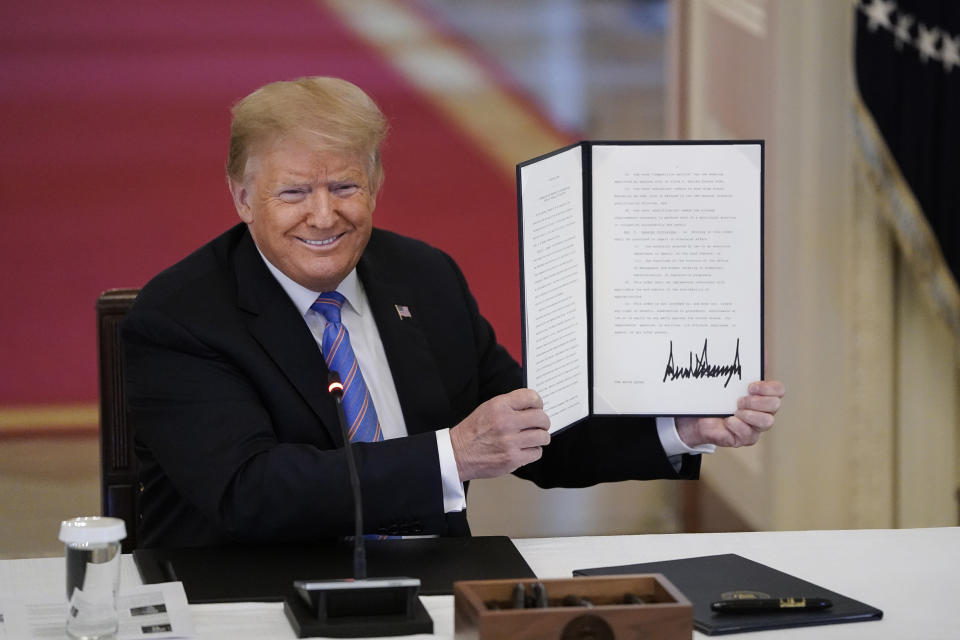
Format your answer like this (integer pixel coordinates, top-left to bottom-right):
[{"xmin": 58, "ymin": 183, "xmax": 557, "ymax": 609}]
[{"xmin": 259, "ymin": 253, "xmax": 713, "ymax": 515}]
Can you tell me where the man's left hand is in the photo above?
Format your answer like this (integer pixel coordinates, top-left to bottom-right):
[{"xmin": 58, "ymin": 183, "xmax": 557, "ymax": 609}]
[{"xmin": 675, "ymin": 380, "xmax": 785, "ymax": 448}]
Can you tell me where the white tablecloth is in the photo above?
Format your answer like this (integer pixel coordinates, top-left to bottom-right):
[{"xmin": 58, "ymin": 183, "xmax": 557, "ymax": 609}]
[{"xmin": 3, "ymin": 527, "xmax": 957, "ymax": 639}]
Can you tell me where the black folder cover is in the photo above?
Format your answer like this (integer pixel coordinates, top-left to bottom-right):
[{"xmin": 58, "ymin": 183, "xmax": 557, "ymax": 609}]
[
  {"xmin": 574, "ymin": 553, "xmax": 882, "ymax": 635},
  {"xmin": 517, "ymin": 140, "xmax": 765, "ymax": 423},
  {"xmin": 134, "ymin": 536, "xmax": 534, "ymax": 603}
]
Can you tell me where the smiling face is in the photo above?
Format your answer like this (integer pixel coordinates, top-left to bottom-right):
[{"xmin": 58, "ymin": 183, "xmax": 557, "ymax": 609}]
[{"xmin": 230, "ymin": 136, "xmax": 377, "ymax": 292}]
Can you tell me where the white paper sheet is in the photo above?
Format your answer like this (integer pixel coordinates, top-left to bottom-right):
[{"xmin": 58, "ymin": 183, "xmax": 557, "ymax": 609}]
[
  {"xmin": 590, "ymin": 143, "xmax": 762, "ymax": 414},
  {"xmin": 519, "ymin": 146, "xmax": 590, "ymax": 432},
  {"xmin": 1, "ymin": 582, "xmax": 196, "ymax": 640}
]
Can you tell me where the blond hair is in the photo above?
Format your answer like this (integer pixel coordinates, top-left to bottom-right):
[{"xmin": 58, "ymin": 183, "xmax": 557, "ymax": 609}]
[{"xmin": 227, "ymin": 77, "xmax": 388, "ymax": 192}]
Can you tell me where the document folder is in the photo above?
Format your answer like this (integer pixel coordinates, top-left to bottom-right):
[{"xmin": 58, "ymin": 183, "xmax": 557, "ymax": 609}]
[
  {"xmin": 517, "ymin": 141, "xmax": 764, "ymax": 428},
  {"xmin": 574, "ymin": 553, "xmax": 882, "ymax": 635},
  {"xmin": 135, "ymin": 536, "xmax": 535, "ymax": 603}
]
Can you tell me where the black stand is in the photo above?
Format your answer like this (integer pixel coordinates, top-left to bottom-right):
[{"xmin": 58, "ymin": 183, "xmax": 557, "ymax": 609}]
[
  {"xmin": 281, "ymin": 372, "xmax": 433, "ymax": 637},
  {"xmin": 283, "ymin": 578, "xmax": 433, "ymax": 638}
]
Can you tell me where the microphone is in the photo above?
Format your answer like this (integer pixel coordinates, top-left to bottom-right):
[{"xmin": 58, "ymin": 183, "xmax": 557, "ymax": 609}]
[
  {"xmin": 327, "ymin": 371, "xmax": 366, "ymax": 580},
  {"xmin": 283, "ymin": 370, "xmax": 432, "ymax": 638}
]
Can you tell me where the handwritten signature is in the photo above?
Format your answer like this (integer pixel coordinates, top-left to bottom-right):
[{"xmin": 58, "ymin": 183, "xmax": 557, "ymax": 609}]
[{"xmin": 662, "ymin": 339, "xmax": 742, "ymax": 387}]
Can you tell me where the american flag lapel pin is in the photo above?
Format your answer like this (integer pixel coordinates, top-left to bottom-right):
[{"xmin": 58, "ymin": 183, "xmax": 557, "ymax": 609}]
[{"xmin": 395, "ymin": 304, "xmax": 413, "ymax": 320}]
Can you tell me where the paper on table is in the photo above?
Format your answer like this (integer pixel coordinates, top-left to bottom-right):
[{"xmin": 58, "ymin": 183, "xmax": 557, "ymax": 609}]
[{"xmin": 0, "ymin": 582, "xmax": 195, "ymax": 640}]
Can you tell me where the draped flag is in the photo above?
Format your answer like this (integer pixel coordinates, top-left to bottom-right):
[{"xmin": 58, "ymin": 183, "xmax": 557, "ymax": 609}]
[{"xmin": 854, "ymin": 0, "xmax": 960, "ymax": 346}]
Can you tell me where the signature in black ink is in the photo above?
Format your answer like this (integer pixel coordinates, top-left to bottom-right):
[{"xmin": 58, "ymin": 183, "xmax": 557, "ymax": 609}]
[{"xmin": 662, "ymin": 339, "xmax": 742, "ymax": 388}]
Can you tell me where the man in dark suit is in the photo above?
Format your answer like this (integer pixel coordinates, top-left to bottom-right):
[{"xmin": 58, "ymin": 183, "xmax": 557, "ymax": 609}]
[{"xmin": 123, "ymin": 77, "xmax": 784, "ymax": 548}]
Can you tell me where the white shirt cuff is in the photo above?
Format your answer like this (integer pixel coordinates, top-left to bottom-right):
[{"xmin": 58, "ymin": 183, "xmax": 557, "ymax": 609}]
[
  {"xmin": 656, "ymin": 417, "xmax": 716, "ymax": 456},
  {"xmin": 435, "ymin": 428, "xmax": 466, "ymax": 512}
]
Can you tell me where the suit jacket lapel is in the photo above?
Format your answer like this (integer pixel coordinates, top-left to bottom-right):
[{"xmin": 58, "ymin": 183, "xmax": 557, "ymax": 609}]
[
  {"xmin": 232, "ymin": 231, "xmax": 344, "ymax": 446},
  {"xmin": 358, "ymin": 239, "xmax": 453, "ymax": 435}
]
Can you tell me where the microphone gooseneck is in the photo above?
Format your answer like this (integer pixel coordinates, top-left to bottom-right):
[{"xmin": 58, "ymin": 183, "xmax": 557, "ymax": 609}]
[
  {"xmin": 327, "ymin": 370, "xmax": 366, "ymax": 580},
  {"xmin": 286, "ymin": 372, "xmax": 431, "ymax": 637}
]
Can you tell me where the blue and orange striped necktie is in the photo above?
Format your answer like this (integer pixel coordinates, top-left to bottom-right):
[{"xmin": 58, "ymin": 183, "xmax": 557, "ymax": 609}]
[{"xmin": 310, "ymin": 291, "xmax": 382, "ymax": 443}]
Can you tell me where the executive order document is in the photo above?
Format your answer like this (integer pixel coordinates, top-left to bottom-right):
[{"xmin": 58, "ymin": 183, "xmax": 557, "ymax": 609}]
[{"xmin": 518, "ymin": 141, "xmax": 763, "ymax": 431}]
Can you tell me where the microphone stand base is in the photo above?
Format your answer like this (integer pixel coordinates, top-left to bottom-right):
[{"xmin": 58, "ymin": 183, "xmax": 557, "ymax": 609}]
[{"xmin": 284, "ymin": 577, "xmax": 434, "ymax": 638}]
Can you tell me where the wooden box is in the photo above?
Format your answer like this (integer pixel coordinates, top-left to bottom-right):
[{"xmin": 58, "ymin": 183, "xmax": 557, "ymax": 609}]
[{"xmin": 454, "ymin": 574, "xmax": 692, "ymax": 640}]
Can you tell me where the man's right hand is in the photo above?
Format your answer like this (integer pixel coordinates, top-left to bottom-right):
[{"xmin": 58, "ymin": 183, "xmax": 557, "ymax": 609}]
[{"xmin": 449, "ymin": 389, "xmax": 551, "ymax": 482}]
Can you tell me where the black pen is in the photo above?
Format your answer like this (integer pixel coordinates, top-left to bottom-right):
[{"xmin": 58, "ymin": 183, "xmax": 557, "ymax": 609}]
[{"xmin": 711, "ymin": 597, "xmax": 833, "ymax": 613}]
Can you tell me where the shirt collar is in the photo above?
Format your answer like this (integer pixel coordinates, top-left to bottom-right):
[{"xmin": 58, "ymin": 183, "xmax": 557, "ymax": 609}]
[{"xmin": 256, "ymin": 248, "xmax": 364, "ymax": 318}]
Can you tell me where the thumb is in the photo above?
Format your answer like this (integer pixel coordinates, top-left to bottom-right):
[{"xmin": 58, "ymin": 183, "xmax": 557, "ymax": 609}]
[{"xmin": 505, "ymin": 388, "xmax": 543, "ymax": 411}]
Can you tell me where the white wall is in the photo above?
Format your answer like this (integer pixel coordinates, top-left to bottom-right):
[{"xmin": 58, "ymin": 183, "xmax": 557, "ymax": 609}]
[{"xmin": 668, "ymin": 0, "xmax": 958, "ymax": 530}]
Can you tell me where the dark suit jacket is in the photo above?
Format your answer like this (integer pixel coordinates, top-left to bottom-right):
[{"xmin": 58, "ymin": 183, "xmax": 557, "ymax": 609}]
[{"xmin": 122, "ymin": 224, "xmax": 699, "ymax": 548}]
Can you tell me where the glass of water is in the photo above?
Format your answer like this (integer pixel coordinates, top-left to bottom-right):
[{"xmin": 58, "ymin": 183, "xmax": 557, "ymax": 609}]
[{"xmin": 59, "ymin": 517, "xmax": 127, "ymax": 640}]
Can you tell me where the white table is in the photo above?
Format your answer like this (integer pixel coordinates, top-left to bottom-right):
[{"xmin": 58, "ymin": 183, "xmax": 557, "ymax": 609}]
[{"xmin": 3, "ymin": 527, "xmax": 957, "ymax": 639}]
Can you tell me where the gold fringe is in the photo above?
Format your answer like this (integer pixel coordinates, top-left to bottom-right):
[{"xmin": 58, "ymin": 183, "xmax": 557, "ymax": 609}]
[{"xmin": 852, "ymin": 96, "xmax": 960, "ymax": 358}]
